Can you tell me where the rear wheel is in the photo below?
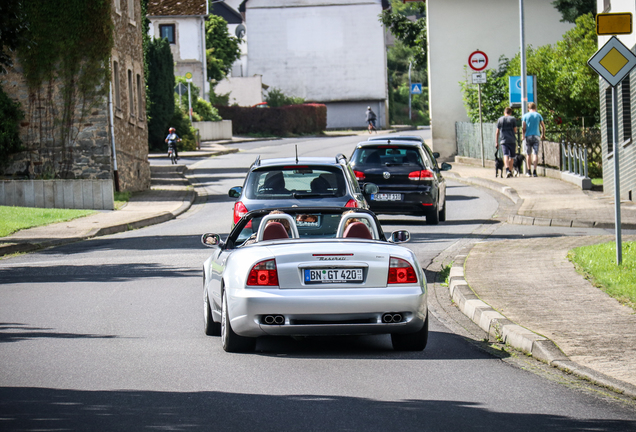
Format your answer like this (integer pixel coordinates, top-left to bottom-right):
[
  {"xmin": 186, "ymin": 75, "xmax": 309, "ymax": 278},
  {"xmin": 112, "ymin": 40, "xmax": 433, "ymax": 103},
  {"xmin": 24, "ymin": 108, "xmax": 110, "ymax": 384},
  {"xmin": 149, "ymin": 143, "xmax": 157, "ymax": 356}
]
[
  {"xmin": 170, "ymin": 153, "xmax": 177, "ymax": 165},
  {"xmin": 439, "ymin": 200, "xmax": 446, "ymax": 222},
  {"xmin": 221, "ymin": 291, "xmax": 256, "ymax": 353},
  {"xmin": 425, "ymin": 204, "xmax": 439, "ymax": 225},
  {"xmin": 204, "ymin": 289, "xmax": 221, "ymax": 336},
  {"xmin": 391, "ymin": 315, "xmax": 428, "ymax": 351}
]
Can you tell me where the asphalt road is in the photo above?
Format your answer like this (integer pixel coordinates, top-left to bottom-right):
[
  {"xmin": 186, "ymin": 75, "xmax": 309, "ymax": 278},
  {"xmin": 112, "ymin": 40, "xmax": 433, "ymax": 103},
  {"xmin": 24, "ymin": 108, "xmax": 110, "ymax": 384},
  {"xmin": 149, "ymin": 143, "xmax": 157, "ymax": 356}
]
[{"xmin": 1, "ymin": 132, "xmax": 635, "ymax": 431}]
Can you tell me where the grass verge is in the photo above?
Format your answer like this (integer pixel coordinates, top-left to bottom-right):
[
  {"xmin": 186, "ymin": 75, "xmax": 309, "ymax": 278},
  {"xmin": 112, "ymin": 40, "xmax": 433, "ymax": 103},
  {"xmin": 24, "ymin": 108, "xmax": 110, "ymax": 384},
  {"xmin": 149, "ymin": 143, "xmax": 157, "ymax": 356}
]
[
  {"xmin": 568, "ymin": 241, "xmax": 636, "ymax": 310},
  {"xmin": 439, "ymin": 262, "xmax": 453, "ymax": 286},
  {"xmin": 114, "ymin": 191, "xmax": 132, "ymax": 210},
  {"xmin": 0, "ymin": 206, "xmax": 95, "ymax": 238}
]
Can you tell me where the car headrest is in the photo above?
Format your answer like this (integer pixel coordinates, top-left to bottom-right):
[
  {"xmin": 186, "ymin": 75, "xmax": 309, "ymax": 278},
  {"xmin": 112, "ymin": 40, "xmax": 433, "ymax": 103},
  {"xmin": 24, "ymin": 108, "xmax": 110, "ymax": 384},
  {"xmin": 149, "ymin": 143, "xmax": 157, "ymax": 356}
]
[
  {"xmin": 262, "ymin": 222, "xmax": 289, "ymax": 241},
  {"xmin": 342, "ymin": 222, "xmax": 372, "ymax": 240}
]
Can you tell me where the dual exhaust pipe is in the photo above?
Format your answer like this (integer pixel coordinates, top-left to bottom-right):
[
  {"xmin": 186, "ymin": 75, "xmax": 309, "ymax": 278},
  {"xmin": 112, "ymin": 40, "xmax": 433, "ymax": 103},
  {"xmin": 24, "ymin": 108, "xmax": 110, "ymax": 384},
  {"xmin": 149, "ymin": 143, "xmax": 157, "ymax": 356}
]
[
  {"xmin": 263, "ymin": 315, "xmax": 285, "ymax": 325},
  {"xmin": 382, "ymin": 313, "xmax": 403, "ymax": 323}
]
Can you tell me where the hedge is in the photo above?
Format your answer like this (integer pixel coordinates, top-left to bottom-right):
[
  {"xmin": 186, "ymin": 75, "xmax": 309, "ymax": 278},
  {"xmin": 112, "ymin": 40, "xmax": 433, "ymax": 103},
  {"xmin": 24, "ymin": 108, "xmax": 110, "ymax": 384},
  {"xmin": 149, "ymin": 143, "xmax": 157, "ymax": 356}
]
[{"xmin": 215, "ymin": 103, "xmax": 326, "ymax": 136}]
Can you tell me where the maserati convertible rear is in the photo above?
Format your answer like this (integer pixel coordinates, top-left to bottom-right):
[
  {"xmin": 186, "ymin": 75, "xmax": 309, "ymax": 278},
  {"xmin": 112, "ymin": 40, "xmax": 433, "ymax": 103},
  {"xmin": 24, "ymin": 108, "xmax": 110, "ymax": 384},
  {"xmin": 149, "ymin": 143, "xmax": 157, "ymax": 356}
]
[{"xmin": 201, "ymin": 208, "xmax": 428, "ymax": 352}]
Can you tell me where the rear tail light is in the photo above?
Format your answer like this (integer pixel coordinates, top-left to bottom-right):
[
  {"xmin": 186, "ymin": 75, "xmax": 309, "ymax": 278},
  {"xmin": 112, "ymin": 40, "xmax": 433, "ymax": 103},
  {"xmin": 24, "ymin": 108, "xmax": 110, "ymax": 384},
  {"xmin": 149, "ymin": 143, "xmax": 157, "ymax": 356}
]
[
  {"xmin": 387, "ymin": 257, "xmax": 418, "ymax": 284},
  {"xmin": 354, "ymin": 170, "xmax": 365, "ymax": 181},
  {"xmin": 408, "ymin": 170, "xmax": 434, "ymax": 180},
  {"xmin": 247, "ymin": 259, "xmax": 279, "ymax": 286},
  {"xmin": 233, "ymin": 201, "xmax": 252, "ymax": 227},
  {"xmin": 345, "ymin": 199, "xmax": 358, "ymax": 208}
]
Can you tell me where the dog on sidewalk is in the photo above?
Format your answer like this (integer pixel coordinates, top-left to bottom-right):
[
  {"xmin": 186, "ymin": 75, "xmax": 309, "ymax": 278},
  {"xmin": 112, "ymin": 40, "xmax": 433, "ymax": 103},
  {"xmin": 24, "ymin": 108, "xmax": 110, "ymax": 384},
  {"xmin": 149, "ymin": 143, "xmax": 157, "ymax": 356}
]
[
  {"xmin": 494, "ymin": 152, "xmax": 504, "ymax": 178},
  {"xmin": 512, "ymin": 154, "xmax": 526, "ymax": 177}
]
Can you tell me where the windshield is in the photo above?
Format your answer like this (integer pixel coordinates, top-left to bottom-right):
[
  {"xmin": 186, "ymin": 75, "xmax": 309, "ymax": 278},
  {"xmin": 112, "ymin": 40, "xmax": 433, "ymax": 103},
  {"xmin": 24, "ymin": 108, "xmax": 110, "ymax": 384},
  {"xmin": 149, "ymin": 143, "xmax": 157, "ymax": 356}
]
[
  {"xmin": 244, "ymin": 166, "xmax": 346, "ymax": 199},
  {"xmin": 352, "ymin": 146, "xmax": 426, "ymax": 167}
]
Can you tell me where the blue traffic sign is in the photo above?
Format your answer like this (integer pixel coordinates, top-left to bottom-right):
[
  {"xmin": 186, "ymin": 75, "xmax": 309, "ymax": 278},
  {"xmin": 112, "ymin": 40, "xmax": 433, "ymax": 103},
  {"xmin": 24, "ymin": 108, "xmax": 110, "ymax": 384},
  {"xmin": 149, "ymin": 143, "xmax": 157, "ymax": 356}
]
[
  {"xmin": 410, "ymin": 83, "xmax": 422, "ymax": 94},
  {"xmin": 509, "ymin": 76, "xmax": 536, "ymax": 105}
]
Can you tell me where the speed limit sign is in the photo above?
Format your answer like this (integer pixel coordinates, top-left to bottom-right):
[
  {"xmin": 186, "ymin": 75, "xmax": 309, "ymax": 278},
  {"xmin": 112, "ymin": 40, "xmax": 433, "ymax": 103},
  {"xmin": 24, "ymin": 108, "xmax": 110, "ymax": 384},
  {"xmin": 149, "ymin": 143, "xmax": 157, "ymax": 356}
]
[{"xmin": 468, "ymin": 50, "xmax": 488, "ymax": 71}]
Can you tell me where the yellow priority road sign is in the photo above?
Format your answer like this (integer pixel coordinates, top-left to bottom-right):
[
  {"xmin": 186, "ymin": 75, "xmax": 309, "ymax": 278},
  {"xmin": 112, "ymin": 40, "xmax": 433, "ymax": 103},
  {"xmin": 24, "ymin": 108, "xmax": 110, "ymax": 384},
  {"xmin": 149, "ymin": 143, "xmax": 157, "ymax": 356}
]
[
  {"xmin": 596, "ymin": 12, "xmax": 632, "ymax": 36},
  {"xmin": 588, "ymin": 36, "xmax": 636, "ymax": 87}
]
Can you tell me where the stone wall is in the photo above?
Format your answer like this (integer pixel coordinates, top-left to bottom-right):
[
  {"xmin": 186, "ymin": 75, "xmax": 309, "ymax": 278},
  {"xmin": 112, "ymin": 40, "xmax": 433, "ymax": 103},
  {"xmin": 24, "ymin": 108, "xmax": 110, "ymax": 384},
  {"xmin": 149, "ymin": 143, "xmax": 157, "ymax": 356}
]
[
  {"xmin": 0, "ymin": 65, "xmax": 113, "ymax": 181},
  {"xmin": 110, "ymin": 0, "xmax": 150, "ymax": 192}
]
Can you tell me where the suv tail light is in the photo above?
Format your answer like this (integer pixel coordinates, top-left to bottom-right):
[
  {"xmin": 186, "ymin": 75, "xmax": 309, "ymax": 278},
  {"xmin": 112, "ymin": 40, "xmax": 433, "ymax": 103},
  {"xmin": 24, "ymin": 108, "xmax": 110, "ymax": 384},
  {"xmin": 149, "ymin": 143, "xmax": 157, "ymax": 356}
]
[
  {"xmin": 388, "ymin": 257, "xmax": 417, "ymax": 284},
  {"xmin": 408, "ymin": 170, "xmax": 434, "ymax": 181},
  {"xmin": 247, "ymin": 259, "xmax": 279, "ymax": 286},
  {"xmin": 345, "ymin": 199, "xmax": 358, "ymax": 208},
  {"xmin": 353, "ymin": 170, "xmax": 365, "ymax": 181},
  {"xmin": 233, "ymin": 201, "xmax": 248, "ymax": 225}
]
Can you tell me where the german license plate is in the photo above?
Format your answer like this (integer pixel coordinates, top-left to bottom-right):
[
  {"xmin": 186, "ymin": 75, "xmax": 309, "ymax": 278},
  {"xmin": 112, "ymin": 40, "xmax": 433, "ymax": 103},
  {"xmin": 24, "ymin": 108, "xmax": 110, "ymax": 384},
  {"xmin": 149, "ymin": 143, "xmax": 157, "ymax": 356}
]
[
  {"xmin": 372, "ymin": 193, "xmax": 402, "ymax": 201},
  {"xmin": 304, "ymin": 268, "xmax": 363, "ymax": 284}
]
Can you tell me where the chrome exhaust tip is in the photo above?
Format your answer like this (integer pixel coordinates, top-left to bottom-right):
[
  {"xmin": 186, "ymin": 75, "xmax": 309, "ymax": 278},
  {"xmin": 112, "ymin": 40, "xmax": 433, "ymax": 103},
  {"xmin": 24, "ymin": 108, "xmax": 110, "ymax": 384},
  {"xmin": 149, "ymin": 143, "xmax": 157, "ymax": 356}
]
[
  {"xmin": 274, "ymin": 315, "xmax": 285, "ymax": 325},
  {"xmin": 264, "ymin": 315, "xmax": 276, "ymax": 325},
  {"xmin": 263, "ymin": 315, "xmax": 285, "ymax": 325},
  {"xmin": 382, "ymin": 313, "xmax": 394, "ymax": 323}
]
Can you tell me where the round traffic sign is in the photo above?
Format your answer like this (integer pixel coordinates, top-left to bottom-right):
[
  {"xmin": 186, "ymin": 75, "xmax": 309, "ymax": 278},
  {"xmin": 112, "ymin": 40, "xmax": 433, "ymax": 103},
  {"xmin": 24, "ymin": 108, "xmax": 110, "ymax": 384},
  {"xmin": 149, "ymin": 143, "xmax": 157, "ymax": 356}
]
[
  {"xmin": 468, "ymin": 50, "xmax": 488, "ymax": 71},
  {"xmin": 185, "ymin": 72, "xmax": 193, "ymax": 79}
]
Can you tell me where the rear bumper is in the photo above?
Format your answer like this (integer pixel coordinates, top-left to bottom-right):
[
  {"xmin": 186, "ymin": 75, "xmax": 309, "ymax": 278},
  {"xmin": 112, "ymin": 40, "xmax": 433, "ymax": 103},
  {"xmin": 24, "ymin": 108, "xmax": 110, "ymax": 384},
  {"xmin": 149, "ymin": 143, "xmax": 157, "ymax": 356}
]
[{"xmin": 227, "ymin": 285, "xmax": 427, "ymax": 337}]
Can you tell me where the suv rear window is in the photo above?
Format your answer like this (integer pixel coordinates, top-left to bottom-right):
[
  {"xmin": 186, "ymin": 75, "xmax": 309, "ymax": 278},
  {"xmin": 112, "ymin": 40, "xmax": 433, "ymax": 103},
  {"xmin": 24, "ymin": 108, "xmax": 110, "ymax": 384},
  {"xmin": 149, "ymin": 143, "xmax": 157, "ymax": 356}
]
[
  {"xmin": 352, "ymin": 146, "xmax": 426, "ymax": 167},
  {"xmin": 244, "ymin": 166, "xmax": 347, "ymax": 199}
]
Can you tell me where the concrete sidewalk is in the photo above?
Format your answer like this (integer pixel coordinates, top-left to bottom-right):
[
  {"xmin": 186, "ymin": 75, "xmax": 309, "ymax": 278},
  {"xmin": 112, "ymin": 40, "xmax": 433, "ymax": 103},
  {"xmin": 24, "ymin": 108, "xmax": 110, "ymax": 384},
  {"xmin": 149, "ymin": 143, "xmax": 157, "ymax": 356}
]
[{"xmin": 446, "ymin": 160, "xmax": 636, "ymax": 399}]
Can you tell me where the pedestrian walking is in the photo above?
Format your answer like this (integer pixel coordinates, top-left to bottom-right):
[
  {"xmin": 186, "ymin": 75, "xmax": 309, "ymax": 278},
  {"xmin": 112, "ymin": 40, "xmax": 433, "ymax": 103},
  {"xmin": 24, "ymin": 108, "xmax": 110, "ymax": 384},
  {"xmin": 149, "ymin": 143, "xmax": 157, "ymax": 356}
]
[
  {"xmin": 495, "ymin": 107, "xmax": 518, "ymax": 178},
  {"xmin": 522, "ymin": 102, "xmax": 546, "ymax": 177},
  {"xmin": 366, "ymin": 106, "xmax": 377, "ymax": 134}
]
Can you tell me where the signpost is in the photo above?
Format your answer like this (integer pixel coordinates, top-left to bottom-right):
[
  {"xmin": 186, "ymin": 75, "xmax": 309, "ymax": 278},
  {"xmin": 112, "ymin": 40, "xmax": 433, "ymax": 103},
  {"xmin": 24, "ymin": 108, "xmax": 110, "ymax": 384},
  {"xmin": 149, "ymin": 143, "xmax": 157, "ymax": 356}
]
[
  {"xmin": 588, "ymin": 32, "xmax": 636, "ymax": 265},
  {"xmin": 185, "ymin": 72, "xmax": 193, "ymax": 123},
  {"xmin": 469, "ymin": 50, "xmax": 488, "ymax": 167}
]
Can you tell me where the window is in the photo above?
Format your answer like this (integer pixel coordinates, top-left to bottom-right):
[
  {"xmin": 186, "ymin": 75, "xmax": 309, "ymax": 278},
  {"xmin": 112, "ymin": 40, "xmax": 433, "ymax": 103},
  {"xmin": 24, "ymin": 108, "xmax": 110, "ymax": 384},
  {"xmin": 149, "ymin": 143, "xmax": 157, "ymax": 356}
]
[
  {"xmin": 128, "ymin": 69, "xmax": 134, "ymax": 117},
  {"xmin": 604, "ymin": 0, "xmax": 611, "ymax": 12},
  {"xmin": 114, "ymin": 0, "xmax": 121, "ymax": 14},
  {"xmin": 159, "ymin": 24, "xmax": 175, "ymax": 44},
  {"xmin": 622, "ymin": 77, "xmax": 632, "ymax": 142},
  {"xmin": 113, "ymin": 61, "xmax": 121, "ymax": 111},
  {"xmin": 136, "ymin": 73, "xmax": 143, "ymax": 119},
  {"xmin": 128, "ymin": 0, "xmax": 136, "ymax": 24}
]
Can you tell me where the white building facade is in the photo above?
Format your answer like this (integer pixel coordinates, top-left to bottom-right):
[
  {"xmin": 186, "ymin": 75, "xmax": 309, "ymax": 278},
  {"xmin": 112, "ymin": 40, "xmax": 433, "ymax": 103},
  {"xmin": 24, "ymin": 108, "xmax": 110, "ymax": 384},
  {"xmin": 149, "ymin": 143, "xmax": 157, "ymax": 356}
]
[
  {"xmin": 147, "ymin": 0, "xmax": 210, "ymax": 100},
  {"xmin": 244, "ymin": 0, "xmax": 389, "ymax": 129},
  {"xmin": 426, "ymin": 0, "xmax": 573, "ymax": 158}
]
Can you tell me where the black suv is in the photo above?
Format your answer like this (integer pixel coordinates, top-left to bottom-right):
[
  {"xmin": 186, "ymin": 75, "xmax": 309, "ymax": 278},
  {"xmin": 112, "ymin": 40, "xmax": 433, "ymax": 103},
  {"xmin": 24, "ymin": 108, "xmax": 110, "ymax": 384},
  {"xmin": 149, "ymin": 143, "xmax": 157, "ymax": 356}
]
[
  {"xmin": 229, "ymin": 155, "xmax": 377, "ymax": 226},
  {"xmin": 349, "ymin": 139, "xmax": 452, "ymax": 224}
]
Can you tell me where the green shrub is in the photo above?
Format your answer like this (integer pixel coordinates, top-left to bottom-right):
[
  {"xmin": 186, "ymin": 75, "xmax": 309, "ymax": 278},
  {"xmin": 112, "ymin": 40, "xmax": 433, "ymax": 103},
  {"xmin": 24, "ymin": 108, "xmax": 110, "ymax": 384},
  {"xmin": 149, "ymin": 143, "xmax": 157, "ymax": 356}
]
[
  {"xmin": 147, "ymin": 37, "xmax": 175, "ymax": 151},
  {"xmin": 0, "ymin": 86, "xmax": 24, "ymax": 159},
  {"xmin": 215, "ymin": 104, "xmax": 326, "ymax": 136},
  {"xmin": 169, "ymin": 104, "xmax": 197, "ymax": 151},
  {"xmin": 194, "ymin": 98, "xmax": 221, "ymax": 121},
  {"xmin": 265, "ymin": 88, "xmax": 305, "ymax": 107}
]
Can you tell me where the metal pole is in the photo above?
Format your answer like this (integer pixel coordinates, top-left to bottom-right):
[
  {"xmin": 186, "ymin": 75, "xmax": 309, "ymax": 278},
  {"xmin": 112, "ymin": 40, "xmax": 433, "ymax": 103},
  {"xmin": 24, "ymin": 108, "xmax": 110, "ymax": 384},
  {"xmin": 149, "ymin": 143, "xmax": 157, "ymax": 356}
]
[
  {"xmin": 478, "ymin": 83, "xmax": 484, "ymax": 167},
  {"xmin": 108, "ymin": 80, "xmax": 119, "ymax": 192},
  {"xmin": 408, "ymin": 61, "xmax": 412, "ymax": 122},
  {"xmin": 611, "ymin": 86, "xmax": 623, "ymax": 264},
  {"xmin": 187, "ymin": 81, "xmax": 193, "ymax": 124},
  {"xmin": 520, "ymin": 0, "xmax": 527, "ymax": 117}
]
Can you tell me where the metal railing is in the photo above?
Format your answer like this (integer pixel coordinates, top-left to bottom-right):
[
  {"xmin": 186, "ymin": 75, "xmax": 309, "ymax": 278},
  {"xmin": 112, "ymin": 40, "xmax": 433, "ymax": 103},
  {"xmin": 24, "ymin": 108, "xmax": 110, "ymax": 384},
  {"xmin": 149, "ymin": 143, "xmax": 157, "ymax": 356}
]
[{"xmin": 561, "ymin": 141, "xmax": 589, "ymax": 179}]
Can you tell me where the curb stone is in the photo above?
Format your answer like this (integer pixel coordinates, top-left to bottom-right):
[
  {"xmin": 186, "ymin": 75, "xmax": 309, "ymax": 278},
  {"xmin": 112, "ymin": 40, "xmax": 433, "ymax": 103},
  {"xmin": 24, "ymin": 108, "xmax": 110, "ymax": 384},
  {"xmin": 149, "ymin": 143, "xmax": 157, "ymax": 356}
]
[{"xmin": 450, "ymin": 246, "xmax": 636, "ymax": 399}]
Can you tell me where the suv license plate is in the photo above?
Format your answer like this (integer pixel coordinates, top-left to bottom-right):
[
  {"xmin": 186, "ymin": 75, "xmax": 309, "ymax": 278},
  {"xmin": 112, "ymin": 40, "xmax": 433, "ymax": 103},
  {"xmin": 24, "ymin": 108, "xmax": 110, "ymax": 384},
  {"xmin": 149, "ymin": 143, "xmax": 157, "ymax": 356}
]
[
  {"xmin": 304, "ymin": 269, "xmax": 363, "ymax": 284},
  {"xmin": 372, "ymin": 193, "xmax": 402, "ymax": 201}
]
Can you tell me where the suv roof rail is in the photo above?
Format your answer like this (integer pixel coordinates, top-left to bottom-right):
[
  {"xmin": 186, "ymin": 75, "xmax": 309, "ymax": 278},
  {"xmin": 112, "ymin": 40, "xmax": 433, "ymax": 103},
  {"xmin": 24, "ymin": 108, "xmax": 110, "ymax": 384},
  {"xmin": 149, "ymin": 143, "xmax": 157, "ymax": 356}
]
[
  {"xmin": 254, "ymin": 155, "xmax": 261, "ymax": 167},
  {"xmin": 336, "ymin": 153, "xmax": 348, "ymax": 163}
]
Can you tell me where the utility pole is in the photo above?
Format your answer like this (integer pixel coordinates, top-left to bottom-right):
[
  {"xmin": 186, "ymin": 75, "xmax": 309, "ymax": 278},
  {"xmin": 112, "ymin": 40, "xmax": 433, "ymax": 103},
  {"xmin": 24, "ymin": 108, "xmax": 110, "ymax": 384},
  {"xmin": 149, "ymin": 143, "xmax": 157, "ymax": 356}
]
[
  {"xmin": 408, "ymin": 61, "xmax": 412, "ymax": 121},
  {"xmin": 519, "ymin": 0, "xmax": 527, "ymax": 118}
]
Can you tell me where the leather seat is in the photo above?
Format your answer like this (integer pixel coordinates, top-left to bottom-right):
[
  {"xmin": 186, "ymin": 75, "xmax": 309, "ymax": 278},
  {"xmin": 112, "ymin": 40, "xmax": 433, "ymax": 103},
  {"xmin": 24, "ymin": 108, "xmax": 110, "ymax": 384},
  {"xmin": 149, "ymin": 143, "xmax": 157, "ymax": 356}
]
[
  {"xmin": 342, "ymin": 222, "xmax": 372, "ymax": 239},
  {"xmin": 262, "ymin": 222, "xmax": 289, "ymax": 241}
]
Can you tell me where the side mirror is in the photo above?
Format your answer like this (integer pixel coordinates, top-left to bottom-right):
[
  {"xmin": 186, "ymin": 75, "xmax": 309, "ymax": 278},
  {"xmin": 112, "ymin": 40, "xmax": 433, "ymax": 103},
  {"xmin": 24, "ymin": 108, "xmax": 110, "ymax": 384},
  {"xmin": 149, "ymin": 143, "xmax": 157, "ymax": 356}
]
[
  {"xmin": 201, "ymin": 233, "xmax": 223, "ymax": 248},
  {"xmin": 389, "ymin": 230, "xmax": 410, "ymax": 243},
  {"xmin": 228, "ymin": 186, "xmax": 242, "ymax": 198},
  {"xmin": 440, "ymin": 162, "xmax": 452, "ymax": 171},
  {"xmin": 433, "ymin": 152, "xmax": 440, "ymax": 159},
  {"xmin": 364, "ymin": 183, "xmax": 379, "ymax": 195}
]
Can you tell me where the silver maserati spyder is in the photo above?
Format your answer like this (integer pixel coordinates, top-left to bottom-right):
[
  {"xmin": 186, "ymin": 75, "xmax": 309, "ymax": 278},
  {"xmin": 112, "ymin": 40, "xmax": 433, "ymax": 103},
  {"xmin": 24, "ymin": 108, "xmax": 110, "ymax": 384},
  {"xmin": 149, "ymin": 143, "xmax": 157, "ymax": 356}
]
[{"xmin": 201, "ymin": 207, "xmax": 428, "ymax": 352}]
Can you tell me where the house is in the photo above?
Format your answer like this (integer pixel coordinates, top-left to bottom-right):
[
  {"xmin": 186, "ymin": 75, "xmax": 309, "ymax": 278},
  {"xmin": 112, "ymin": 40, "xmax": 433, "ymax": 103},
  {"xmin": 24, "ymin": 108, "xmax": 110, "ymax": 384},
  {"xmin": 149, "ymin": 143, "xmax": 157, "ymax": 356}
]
[
  {"xmin": 426, "ymin": 0, "xmax": 573, "ymax": 159},
  {"xmin": 0, "ymin": 0, "xmax": 149, "ymax": 209},
  {"xmin": 147, "ymin": 0, "xmax": 210, "ymax": 100},
  {"xmin": 596, "ymin": 0, "xmax": 636, "ymax": 202},
  {"xmin": 242, "ymin": 0, "xmax": 390, "ymax": 129}
]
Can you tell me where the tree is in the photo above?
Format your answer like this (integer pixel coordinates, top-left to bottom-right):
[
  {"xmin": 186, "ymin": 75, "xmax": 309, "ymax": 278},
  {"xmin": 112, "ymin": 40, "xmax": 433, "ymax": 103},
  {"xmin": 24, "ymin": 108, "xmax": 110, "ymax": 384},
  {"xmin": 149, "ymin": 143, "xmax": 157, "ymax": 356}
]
[
  {"xmin": 0, "ymin": 0, "xmax": 29, "ymax": 74},
  {"xmin": 552, "ymin": 0, "xmax": 596, "ymax": 23},
  {"xmin": 205, "ymin": 15, "xmax": 241, "ymax": 83},
  {"xmin": 459, "ymin": 14, "xmax": 599, "ymax": 129},
  {"xmin": 265, "ymin": 88, "xmax": 304, "ymax": 107},
  {"xmin": 146, "ymin": 37, "xmax": 175, "ymax": 150},
  {"xmin": 381, "ymin": 1, "xmax": 428, "ymax": 124}
]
